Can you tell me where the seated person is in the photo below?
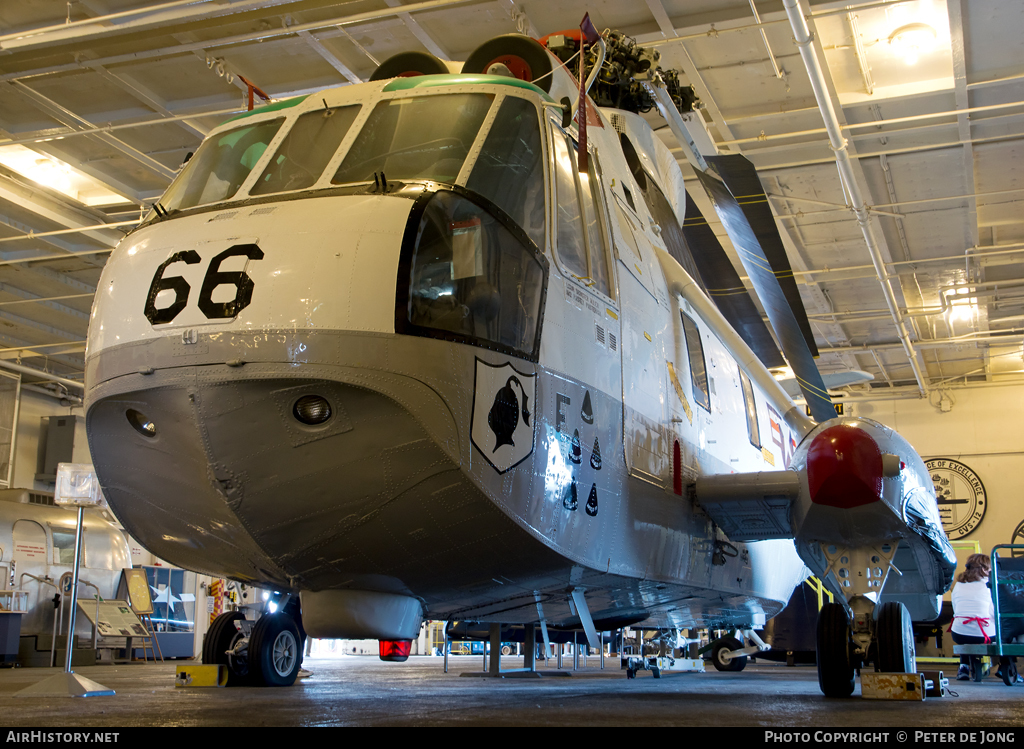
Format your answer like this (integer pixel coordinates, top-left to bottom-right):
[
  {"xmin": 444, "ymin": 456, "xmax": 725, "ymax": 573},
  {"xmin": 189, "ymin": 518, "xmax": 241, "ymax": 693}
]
[{"xmin": 950, "ymin": 553, "xmax": 995, "ymax": 680}]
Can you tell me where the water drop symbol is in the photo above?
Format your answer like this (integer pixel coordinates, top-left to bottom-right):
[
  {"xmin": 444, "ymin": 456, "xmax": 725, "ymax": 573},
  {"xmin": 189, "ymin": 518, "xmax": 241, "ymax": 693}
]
[
  {"xmin": 586, "ymin": 484, "xmax": 598, "ymax": 516},
  {"xmin": 581, "ymin": 390, "xmax": 594, "ymax": 424},
  {"xmin": 563, "ymin": 478, "xmax": 578, "ymax": 511},
  {"xmin": 590, "ymin": 437, "xmax": 602, "ymax": 470},
  {"xmin": 570, "ymin": 429, "xmax": 582, "ymax": 464}
]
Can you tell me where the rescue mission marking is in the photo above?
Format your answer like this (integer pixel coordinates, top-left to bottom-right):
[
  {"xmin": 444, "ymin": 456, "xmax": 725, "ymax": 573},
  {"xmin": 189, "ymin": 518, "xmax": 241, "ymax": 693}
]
[{"xmin": 925, "ymin": 458, "xmax": 986, "ymax": 539}]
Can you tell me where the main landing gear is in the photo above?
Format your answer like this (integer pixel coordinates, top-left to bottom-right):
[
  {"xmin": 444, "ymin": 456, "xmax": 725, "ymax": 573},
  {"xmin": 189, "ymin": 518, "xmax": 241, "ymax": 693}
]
[
  {"xmin": 815, "ymin": 599, "xmax": 916, "ymax": 698},
  {"xmin": 203, "ymin": 597, "xmax": 305, "ymax": 687}
]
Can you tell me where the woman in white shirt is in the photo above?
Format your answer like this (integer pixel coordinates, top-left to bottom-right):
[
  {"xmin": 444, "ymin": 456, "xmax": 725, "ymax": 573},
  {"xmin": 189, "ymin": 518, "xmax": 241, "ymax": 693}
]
[{"xmin": 950, "ymin": 553, "xmax": 995, "ymax": 681}]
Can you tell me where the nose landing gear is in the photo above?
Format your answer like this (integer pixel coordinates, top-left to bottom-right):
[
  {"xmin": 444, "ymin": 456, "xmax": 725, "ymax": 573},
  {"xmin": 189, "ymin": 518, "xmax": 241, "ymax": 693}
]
[{"xmin": 202, "ymin": 596, "xmax": 305, "ymax": 687}]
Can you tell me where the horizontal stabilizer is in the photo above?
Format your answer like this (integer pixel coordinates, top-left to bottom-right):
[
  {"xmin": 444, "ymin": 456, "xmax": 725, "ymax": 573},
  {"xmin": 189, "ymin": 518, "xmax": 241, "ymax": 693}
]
[
  {"xmin": 680, "ymin": 190, "xmax": 785, "ymax": 369},
  {"xmin": 694, "ymin": 471, "xmax": 801, "ymax": 541}
]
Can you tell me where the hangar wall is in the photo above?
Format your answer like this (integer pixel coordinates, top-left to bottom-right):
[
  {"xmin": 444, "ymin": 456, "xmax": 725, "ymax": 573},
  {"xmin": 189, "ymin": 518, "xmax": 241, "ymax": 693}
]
[
  {"xmin": 851, "ymin": 382, "xmax": 1024, "ymax": 570},
  {"xmin": 12, "ymin": 391, "xmax": 89, "ymax": 492}
]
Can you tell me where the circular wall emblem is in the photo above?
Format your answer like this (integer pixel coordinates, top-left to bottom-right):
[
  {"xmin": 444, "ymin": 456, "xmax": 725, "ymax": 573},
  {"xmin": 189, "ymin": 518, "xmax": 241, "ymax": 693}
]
[{"xmin": 925, "ymin": 458, "xmax": 986, "ymax": 539}]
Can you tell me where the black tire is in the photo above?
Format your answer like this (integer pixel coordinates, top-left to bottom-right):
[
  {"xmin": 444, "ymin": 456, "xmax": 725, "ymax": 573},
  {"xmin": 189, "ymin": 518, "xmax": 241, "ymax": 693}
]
[
  {"xmin": 817, "ymin": 603, "xmax": 855, "ymax": 698},
  {"xmin": 1002, "ymin": 658, "xmax": 1018, "ymax": 687},
  {"xmin": 970, "ymin": 655, "xmax": 984, "ymax": 682},
  {"xmin": 711, "ymin": 636, "xmax": 747, "ymax": 672},
  {"xmin": 249, "ymin": 613, "xmax": 302, "ymax": 687},
  {"xmin": 876, "ymin": 601, "xmax": 916, "ymax": 673},
  {"xmin": 461, "ymin": 34, "xmax": 554, "ymax": 93},
  {"xmin": 202, "ymin": 611, "xmax": 249, "ymax": 686},
  {"xmin": 369, "ymin": 51, "xmax": 448, "ymax": 81}
]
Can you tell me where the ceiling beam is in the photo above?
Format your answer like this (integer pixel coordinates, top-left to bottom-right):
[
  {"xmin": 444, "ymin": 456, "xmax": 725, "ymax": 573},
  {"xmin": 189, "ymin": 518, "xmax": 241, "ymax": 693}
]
[
  {"xmin": 0, "ymin": 171, "xmax": 123, "ymax": 249},
  {"xmin": 297, "ymin": 30, "xmax": 362, "ymax": 85},
  {"xmin": 0, "ymin": 0, "xmax": 480, "ymax": 85},
  {"xmin": 93, "ymin": 66, "xmax": 209, "ymax": 140},
  {"xmin": 9, "ymin": 81, "xmax": 178, "ymax": 180},
  {"xmin": 384, "ymin": 0, "xmax": 451, "ymax": 61}
]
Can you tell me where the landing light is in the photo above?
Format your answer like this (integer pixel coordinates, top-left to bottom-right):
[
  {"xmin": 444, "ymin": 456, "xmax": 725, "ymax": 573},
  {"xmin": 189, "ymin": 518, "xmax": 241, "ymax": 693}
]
[
  {"xmin": 126, "ymin": 409, "xmax": 156, "ymax": 438},
  {"xmin": 293, "ymin": 395, "xmax": 332, "ymax": 425}
]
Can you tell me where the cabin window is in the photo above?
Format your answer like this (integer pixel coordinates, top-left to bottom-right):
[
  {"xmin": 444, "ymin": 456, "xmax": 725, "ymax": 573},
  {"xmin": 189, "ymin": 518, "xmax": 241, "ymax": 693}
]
[
  {"xmin": 551, "ymin": 132, "xmax": 613, "ymax": 298},
  {"xmin": 465, "ymin": 96, "xmax": 545, "ymax": 251},
  {"xmin": 159, "ymin": 118, "xmax": 285, "ymax": 212},
  {"xmin": 740, "ymin": 369, "xmax": 760, "ymax": 448},
  {"xmin": 332, "ymin": 94, "xmax": 493, "ymax": 185},
  {"xmin": 681, "ymin": 311, "xmax": 711, "ymax": 411},
  {"xmin": 399, "ymin": 188, "xmax": 547, "ymax": 361},
  {"xmin": 51, "ymin": 528, "xmax": 77, "ymax": 565},
  {"xmin": 251, "ymin": 105, "xmax": 361, "ymax": 195}
]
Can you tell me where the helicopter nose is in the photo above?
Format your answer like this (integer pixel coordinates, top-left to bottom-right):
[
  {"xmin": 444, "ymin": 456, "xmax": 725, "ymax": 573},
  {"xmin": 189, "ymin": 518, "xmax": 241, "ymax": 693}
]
[{"xmin": 807, "ymin": 424, "xmax": 883, "ymax": 509}]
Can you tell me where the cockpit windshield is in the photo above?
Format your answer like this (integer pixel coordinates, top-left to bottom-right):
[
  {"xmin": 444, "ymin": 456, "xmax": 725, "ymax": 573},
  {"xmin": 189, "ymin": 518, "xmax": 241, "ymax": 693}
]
[
  {"xmin": 465, "ymin": 96, "xmax": 545, "ymax": 250},
  {"xmin": 158, "ymin": 118, "xmax": 284, "ymax": 212},
  {"xmin": 332, "ymin": 93, "xmax": 493, "ymax": 185}
]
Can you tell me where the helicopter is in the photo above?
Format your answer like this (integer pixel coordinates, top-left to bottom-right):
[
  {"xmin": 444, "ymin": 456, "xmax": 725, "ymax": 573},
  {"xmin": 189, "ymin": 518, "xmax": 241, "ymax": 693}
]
[{"xmin": 83, "ymin": 25, "xmax": 955, "ymax": 696}]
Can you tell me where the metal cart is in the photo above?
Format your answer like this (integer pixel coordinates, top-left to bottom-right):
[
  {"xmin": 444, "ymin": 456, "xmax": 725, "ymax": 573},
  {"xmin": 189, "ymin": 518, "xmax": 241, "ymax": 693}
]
[{"xmin": 953, "ymin": 544, "xmax": 1024, "ymax": 686}]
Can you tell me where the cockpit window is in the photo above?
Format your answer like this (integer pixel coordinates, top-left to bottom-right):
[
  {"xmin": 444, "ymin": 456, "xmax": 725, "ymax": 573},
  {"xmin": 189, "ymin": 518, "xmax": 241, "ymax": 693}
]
[
  {"xmin": 332, "ymin": 94, "xmax": 493, "ymax": 185},
  {"xmin": 465, "ymin": 96, "xmax": 545, "ymax": 250},
  {"xmin": 251, "ymin": 105, "xmax": 361, "ymax": 195},
  {"xmin": 398, "ymin": 188, "xmax": 547, "ymax": 361},
  {"xmin": 159, "ymin": 118, "xmax": 284, "ymax": 212}
]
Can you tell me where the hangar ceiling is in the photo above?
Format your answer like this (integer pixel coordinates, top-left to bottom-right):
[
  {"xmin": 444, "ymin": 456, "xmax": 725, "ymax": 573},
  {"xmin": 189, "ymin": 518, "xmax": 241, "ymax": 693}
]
[{"xmin": 0, "ymin": 0, "xmax": 1021, "ymax": 406}]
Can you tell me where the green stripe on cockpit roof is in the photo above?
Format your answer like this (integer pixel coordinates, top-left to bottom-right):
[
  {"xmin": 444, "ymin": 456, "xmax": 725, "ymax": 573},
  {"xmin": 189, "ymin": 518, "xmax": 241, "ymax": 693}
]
[
  {"xmin": 221, "ymin": 95, "xmax": 310, "ymax": 125},
  {"xmin": 382, "ymin": 74, "xmax": 553, "ymax": 101}
]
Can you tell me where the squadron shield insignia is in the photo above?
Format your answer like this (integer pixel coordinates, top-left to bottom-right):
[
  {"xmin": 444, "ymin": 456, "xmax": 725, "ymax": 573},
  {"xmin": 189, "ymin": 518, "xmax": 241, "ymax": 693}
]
[{"xmin": 471, "ymin": 358, "xmax": 536, "ymax": 473}]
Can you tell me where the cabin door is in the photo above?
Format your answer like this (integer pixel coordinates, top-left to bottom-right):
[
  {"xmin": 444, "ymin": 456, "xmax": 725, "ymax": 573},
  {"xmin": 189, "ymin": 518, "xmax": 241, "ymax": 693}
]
[{"xmin": 614, "ymin": 210, "xmax": 669, "ymax": 487}]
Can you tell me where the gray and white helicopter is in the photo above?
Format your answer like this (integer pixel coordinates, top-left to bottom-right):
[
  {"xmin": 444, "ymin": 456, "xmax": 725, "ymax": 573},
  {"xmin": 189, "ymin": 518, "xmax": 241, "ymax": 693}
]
[{"xmin": 83, "ymin": 26, "xmax": 955, "ymax": 696}]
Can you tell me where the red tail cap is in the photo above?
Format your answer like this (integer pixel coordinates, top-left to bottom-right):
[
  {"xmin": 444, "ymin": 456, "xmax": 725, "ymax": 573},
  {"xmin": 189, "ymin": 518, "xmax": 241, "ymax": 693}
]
[{"xmin": 807, "ymin": 424, "xmax": 883, "ymax": 508}]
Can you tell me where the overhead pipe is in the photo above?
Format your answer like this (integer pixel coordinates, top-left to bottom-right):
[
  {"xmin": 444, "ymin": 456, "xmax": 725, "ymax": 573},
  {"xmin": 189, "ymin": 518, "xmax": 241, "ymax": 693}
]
[
  {"xmin": 0, "ymin": 359, "xmax": 84, "ymax": 392},
  {"xmin": 782, "ymin": 0, "xmax": 928, "ymax": 397}
]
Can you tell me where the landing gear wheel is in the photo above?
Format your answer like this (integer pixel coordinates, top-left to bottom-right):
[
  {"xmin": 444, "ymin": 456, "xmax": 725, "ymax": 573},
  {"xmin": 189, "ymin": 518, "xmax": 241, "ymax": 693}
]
[
  {"xmin": 651, "ymin": 666, "xmax": 661, "ymax": 678},
  {"xmin": 626, "ymin": 668, "xmax": 636, "ymax": 679},
  {"xmin": 876, "ymin": 601, "xmax": 916, "ymax": 673},
  {"xmin": 711, "ymin": 636, "xmax": 747, "ymax": 672},
  {"xmin": 249, "ymin": 613, "xmax": 302, "ymax": 687},
  {"xmin": 202, "ymin": 611, "xmax": 249, "ymax": 686},
  {"xmin": 817, "ymin": 603, "xmax": 855, "ymax": 698}
]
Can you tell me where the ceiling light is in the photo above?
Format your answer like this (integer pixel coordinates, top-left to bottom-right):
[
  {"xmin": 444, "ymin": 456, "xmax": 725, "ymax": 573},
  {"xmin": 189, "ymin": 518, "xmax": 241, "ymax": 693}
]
[
  {"xmin": 888, "ymin": 23, "xmax": 937, "ymax": 66},
  {"xmin": 0, "ymin": 145, "xmax": 130, "ymax": 206}
]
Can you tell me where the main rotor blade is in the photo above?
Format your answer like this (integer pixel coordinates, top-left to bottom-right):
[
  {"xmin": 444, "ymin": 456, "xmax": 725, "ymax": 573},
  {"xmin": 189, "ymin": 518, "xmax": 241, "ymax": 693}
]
[
  {"xmin": 680, "ymin": 190, "xmax": 785, "ymax": 370},
  {"xmin": 694, "ymin": 163, "xmax": 835, "ymax": 423},
  {"xmin": 706, "ymin": 154, "xmax": 818, "ymax": 357}
]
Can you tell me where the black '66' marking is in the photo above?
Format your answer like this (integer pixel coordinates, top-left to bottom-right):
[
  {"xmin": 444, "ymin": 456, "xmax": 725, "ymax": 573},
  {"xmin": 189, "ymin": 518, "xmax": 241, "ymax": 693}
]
[{"xmin": 144, "ymin": 244, "xmax": 264, "ymax": 325}]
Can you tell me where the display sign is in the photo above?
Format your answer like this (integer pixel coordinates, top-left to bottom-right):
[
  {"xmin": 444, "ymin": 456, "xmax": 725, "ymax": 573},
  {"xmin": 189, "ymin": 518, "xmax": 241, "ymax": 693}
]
[
  {"xmin": 925, "ymin": 458, "xmax": 986, "ymax": 539},
  {"xmin": 76, "ymin": 599, "xmax": 148, "ymax": 638},
  {"xmin": 121, "ymin": 568, "xmax": 154, "ymax": 615}
]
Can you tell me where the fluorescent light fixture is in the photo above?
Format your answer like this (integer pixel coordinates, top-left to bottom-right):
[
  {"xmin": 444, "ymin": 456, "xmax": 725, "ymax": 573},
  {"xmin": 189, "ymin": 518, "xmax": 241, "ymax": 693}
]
[{"xmin": 0, "ymin": 145, "xmax": 130, "ymax": 206}]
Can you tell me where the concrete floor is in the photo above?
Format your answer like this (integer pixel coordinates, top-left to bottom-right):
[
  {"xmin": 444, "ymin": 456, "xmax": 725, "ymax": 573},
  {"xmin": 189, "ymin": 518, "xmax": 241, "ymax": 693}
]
[{"xmin": 0, "ymin": 656, "xmax": 1021, "ymax": 728}]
